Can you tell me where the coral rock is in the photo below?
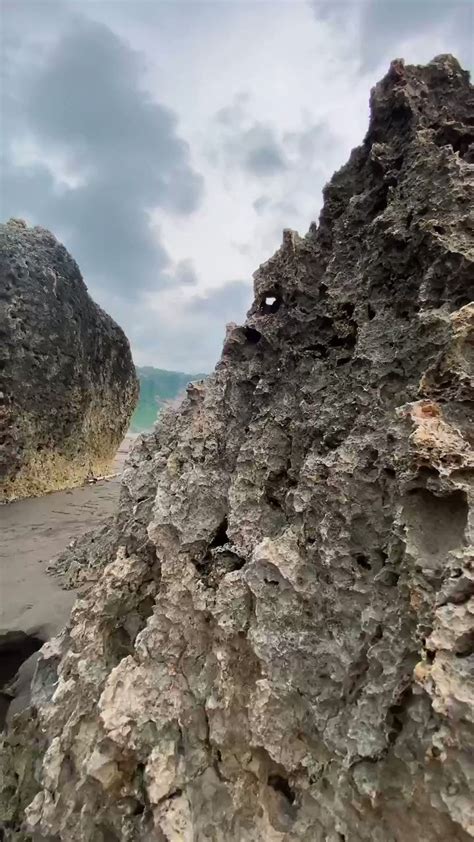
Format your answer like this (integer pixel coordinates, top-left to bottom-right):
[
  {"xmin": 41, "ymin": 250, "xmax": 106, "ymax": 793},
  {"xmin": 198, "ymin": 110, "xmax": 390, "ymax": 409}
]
[
  {"xmin": 1, "ymin": 55, "xmax": 473, "ymax": 841},
  {"xmin": 0, "ymin": 221, "xmax": 138, "ymax": 501}
]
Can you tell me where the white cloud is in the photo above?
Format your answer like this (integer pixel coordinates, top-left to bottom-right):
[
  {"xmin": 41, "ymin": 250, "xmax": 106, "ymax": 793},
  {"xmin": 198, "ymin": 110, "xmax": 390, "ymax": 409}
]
[{"xmin": 2, "ymin": 0, "xmax": 470, "ymax": 370}]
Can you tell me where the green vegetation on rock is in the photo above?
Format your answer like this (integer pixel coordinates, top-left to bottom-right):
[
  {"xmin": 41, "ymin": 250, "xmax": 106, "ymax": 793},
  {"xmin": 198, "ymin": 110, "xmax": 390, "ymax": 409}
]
[{"xmin": 130, "ymin": 367, "xmax": 207, "ymax": 432}]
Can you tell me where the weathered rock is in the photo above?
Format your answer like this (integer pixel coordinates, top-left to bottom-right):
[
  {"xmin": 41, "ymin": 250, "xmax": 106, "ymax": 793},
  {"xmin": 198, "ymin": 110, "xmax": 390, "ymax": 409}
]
[
  {"xmin": 1, "ymin": 55, "xmax": 473, "ymax": 841},
  {"xmin": 0, "ymin": 221, "xmax": 138, "ymax": 501}
]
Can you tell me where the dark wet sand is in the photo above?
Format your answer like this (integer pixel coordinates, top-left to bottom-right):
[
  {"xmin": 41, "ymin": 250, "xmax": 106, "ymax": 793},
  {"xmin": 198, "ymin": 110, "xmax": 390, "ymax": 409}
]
[{"xmin": 0, "ymin": 437, "xmax": 134, "ymax": 640}]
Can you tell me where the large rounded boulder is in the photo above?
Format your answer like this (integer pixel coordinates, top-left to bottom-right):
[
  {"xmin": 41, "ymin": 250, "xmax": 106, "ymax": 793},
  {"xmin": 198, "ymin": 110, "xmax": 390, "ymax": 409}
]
[{"xmin": 0, "ymin": 220, "xmax": 138, "ymax": 501}]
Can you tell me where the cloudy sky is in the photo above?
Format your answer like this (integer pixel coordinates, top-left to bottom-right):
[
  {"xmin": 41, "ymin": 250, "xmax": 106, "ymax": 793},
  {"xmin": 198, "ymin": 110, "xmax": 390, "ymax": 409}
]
[{"xmin": 2, "ymin": 0, "xmax": 472, "ymax": 371}]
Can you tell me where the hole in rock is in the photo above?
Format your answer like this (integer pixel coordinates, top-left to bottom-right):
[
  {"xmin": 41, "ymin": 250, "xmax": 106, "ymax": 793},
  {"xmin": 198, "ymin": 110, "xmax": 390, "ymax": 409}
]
[
  {"xmin": 434, "ymin": 125, "xmax": 474, "ymax": 158},
  {"xmin": 387, "ymin": 688, "xmax": 413, "ymax": 745},
  {"xmin": 266, "ymin": 493, "xmax": 284, "ymax": 511},
  {"xmin": 0, "ymin": 632, "xmax": 43, "ymax": 689},
  {"xmin": 403, "ymin": 489, "xmax": 468, "ymax": 573},
  {"xmin": 355, "ymin": 554, "xmax": 372, "ymax": 571},
  {"xmin": 243, "ymin": 326, "xmax": 262, "ymax": 344},
  {"xmin": 454, "ymin": 630, "xmax": 474, "ymax": 658},
  {"xmin": 317, "ymin": 315, "xmax": 334, "ymax": 331},
  {"xmin": 268, "ymin": 774, "xmax": 295, "ymax": 805},
  {"xmin": 210, "ymin": 517, "xmax": 230, "ymax": 549},
  {"xmin": 324, "ymin": 429, "xmax": 346, "ymax": 450},
  {"xmin": 195, "ymin": 518, "xmax": 246, "ymax": 588},
  {"xmin": 329, "ymin": 330, "xmax": 357, "ymax": 351},
  {"xmin": 0, "ymin": 631, "xmax": 44, "ymax": 729},
  {"xmin": 341, "ymin": 302, "xmax": 355, "ymax": 317},
  {"xmin": 104, "ymin": 625, "xmax": 135, "ymax": 668},
  {"xmin": 367, "ymin": 303, "xmax": 376, "ymax": 320},
  {"xmin": 370, "ymin": 183, "xmax": 390, "ymax": 217},
  {"xmin": 261, "ymin": 293, "xmax": 282, "ymax": 314},
  {"xmin": 411, "ymin": 466, "xmax": 439, "ymax": 487},
  {"xmin": 306, "ymin": 342, "xmax": 329, "ymax": 359},
  {"xmin": 382, "ymin": 570, "xmax": 400, "ymax": 587}
]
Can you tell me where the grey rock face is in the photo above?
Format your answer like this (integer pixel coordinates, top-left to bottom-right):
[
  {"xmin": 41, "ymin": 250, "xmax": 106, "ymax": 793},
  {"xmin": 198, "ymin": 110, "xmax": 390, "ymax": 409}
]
[
  {"xmin": 0, "ymin": 221, "xmax": 138, "ymax": 501},
  {"xmin": 1, "ymin": 56, "xmax": 473, "ymax": 841}
]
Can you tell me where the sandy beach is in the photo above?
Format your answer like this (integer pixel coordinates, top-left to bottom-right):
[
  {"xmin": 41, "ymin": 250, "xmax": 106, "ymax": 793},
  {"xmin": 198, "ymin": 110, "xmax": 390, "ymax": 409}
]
[{"xmin": 0, "ymin": 436, "xmax": 134, "ymax": 641}]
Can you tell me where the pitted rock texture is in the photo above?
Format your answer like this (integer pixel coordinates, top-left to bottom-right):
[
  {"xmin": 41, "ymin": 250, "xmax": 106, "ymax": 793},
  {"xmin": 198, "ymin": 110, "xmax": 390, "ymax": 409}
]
[
  {"xmin": 1, "ymin": 56, "xmax": 473, "ymax": 841},
  {"xmin": 0, "ymin": 221, "xmax": 138, "ymax": 501}
]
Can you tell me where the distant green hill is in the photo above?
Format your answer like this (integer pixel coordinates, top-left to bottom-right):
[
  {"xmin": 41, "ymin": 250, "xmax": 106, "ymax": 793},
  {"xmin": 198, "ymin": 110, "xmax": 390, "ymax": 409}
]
[{"xmin": 130, "ymin": 366, "xmax": 207, "ymax": 433}]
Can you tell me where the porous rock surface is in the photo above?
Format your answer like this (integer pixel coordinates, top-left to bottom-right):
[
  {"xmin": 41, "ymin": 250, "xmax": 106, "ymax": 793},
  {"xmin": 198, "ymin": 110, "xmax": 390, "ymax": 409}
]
[
  {"xmin": 0, "ymin": 221, "xmax": 138, "ymax": 501},
  {"xmin": 1, "ymin": 56, "xmax": 474, "ymax": 841}
]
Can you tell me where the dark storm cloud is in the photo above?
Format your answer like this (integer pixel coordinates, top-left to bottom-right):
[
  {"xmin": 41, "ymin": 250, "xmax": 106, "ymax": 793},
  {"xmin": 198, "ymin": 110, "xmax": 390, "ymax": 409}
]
[
  {"xmin": 243, "ymin": 127, "xmax": 288, "ymax": 177},
  {"xmin": 253, "ymin": 196, "xmax": 271, "ymax": 215},
  {"xmin": 249, "ymin": 122, "xmax": 336, "ymax": 226},
  {"xmin": 2, "ymin": 14, "xmax": 204, "ymax": 298},
  {"xmin": 360, "ymin": 0, "xmax": 473, "ymax": 71},
  {"xmin": 211, "ymin": 100, "xmax": 287, "ymax": 178},
  {"xmin": 215, "ymin": 93, "xmax": 250, "ymax": 127},
  {"xmin": 312, "ymin": 0, "xmax": 473, "ymax": 72},
  {"xmin": 283, "ymin": 122, "xmax": 335, "ymax": 161},
  {"xmin": 191, "ymin": 280, "xmax": 253, "ymax": 321},
  {"xmin": 235, "ymin": 122, "xmax": 288, "ymax": 177},
  {"xmin": 173, "ymin": 259, "xmax": 199, "ymax": 287},
  {"xmin": 212, "ymin": 99, "xmax": 336, "ymax": 187},
  {"xmin": 2, "ymin": 162, "xmax": 55, "ymax": 223}
]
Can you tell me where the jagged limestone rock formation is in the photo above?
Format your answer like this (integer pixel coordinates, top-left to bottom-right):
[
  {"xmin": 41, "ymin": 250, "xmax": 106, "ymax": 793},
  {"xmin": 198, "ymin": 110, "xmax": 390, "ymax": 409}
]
[
  {"xmin": 1, "ymin": 55, "xmax": 473, "ymax": 841},
  {"xmin": 0, "ymin": 221, "xmax": 138, "ymax": 502}
]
